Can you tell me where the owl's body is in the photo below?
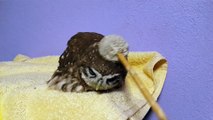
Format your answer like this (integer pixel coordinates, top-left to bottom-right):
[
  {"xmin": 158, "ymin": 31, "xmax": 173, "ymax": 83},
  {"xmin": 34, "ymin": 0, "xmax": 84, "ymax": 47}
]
[{"xmin": 47, "ymin": 32, "xmax": 127, "ymax": 92}]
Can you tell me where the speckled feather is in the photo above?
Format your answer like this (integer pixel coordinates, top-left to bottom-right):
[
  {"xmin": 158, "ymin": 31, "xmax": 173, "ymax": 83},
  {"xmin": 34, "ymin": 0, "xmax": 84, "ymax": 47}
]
[{"xmin": 47, "ymin": 32, "xmax": 127, "ymax": 92}]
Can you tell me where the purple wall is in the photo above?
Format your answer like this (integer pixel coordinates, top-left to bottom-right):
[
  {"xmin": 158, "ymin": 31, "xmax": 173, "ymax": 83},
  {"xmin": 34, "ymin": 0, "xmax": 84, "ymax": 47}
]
[{"xmin": 1, "ymin": 0, "xmax": 213, "ymax": 120}]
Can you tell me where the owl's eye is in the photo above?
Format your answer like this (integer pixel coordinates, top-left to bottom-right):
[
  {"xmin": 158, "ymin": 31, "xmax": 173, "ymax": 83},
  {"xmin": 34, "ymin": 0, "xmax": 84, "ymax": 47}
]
[
  {"xmin": 83, "ymin": 67, "xmax": 97, "ymax": 78},
  {"xmin": 88, "ymin": 67, "xmax": 97, "ymax": 77},
  {"xmin": 106, "ymin": 75, "xmax": 120, "ymax": 85}
]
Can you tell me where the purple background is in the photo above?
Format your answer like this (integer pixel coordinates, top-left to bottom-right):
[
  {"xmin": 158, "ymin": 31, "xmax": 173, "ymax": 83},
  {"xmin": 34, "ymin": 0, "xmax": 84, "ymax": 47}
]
[{"xmin": 1, "ymin": 0, "xmax": 213, "ymax": 120}]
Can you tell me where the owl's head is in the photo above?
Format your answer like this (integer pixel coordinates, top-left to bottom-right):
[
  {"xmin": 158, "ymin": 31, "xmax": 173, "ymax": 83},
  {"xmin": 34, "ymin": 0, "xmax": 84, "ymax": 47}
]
[
  {"xmin": 80, "ymin": 34, "xmax": 129, "ymax": 91},
  {"xmin": 48, "ymin": 32, "xmax": 129, "ymax": 92}
]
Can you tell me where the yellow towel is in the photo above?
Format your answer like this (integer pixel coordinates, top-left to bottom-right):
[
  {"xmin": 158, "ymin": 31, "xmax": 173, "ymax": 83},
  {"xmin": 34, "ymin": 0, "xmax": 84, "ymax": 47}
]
[{"xmin": 0, "ymin": 52, "xmax": 167, "ymax": 120}]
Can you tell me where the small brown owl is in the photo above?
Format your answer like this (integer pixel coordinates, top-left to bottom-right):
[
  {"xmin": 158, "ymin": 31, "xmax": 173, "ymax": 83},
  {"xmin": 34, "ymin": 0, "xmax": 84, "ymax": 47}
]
[{"xmin": 47, "ymin": 32, "xmax": 128, "ymax": 92}]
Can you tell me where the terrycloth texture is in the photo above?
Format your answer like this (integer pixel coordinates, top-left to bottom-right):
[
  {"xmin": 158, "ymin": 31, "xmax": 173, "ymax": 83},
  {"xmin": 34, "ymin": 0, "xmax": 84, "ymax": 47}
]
[{"xmin": 0, "ymin": 52, "xmax": 167, "ymax": 120}]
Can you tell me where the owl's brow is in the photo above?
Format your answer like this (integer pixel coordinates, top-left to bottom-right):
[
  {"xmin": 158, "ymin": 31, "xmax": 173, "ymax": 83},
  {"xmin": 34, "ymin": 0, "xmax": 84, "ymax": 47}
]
[{"xmin": 103, "ymin": 73, "xmax": 120, "ymax": 79}]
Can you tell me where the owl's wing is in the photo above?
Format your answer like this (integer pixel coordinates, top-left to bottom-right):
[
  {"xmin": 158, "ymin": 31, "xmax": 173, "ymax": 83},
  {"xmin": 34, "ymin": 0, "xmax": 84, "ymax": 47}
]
[{"xmin": 57, "ymin": 47, "xmax": 73, "ymax": 71}]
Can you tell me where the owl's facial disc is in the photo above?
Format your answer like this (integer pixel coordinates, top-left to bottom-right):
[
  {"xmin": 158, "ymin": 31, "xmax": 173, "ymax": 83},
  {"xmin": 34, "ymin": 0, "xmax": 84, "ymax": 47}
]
[
  {"xmin": 98, "ymin": 35, "xmax": 129, "ymax": 62},
  {"xmin": 81, "ymin": 67, "xmax": 122, "ymax": 90}
]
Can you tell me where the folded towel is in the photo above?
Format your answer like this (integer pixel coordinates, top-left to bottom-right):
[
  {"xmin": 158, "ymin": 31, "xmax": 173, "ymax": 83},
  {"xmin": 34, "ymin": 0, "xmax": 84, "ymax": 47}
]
[{"xmin": 0, "ymin": 52, "xmax": 167, "ymax": 120}]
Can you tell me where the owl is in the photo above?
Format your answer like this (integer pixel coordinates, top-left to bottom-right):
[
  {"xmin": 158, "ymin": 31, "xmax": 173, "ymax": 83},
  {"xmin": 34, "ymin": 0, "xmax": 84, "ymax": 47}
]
[{"xmin": 47, "ymin": 32, "xmax": 128, "ymax": 92}]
